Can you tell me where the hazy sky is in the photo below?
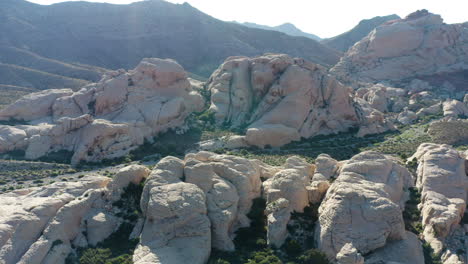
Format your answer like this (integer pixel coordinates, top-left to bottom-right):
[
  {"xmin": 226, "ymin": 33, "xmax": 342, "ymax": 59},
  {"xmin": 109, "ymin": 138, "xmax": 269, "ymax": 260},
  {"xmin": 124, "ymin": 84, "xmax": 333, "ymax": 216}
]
[{"xmin": 27, "ymin": 0, "xmax": 468, "ymax": 38}]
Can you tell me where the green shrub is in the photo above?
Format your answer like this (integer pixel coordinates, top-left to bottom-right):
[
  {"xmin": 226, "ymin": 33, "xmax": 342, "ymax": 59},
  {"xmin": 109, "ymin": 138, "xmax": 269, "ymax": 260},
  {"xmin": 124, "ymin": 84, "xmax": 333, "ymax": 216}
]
[
  {"xmin": 422, "ymin": 242, "xmax": 442, "ymax": 264},
  {"xmin": 297, "ymin": 249, "xmax": 329, "ymax": 264},
  {"xmin": 79, "ymin": 248, "xmax": 112, "ymax": 264},
  {"xmin": 283, "ymin": 239, "xmax": 302, "ymax": 257},
  {"xmin": 246, "ymin": 249, "xmax": 282, "ymax": 264}
]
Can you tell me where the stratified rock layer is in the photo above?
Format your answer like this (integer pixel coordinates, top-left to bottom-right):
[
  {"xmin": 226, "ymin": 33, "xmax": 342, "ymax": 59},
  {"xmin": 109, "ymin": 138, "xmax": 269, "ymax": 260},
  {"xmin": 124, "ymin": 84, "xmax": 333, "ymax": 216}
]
[{"xmin": 0, "ymin": 58, "xmax": 204, "ymax": 164}]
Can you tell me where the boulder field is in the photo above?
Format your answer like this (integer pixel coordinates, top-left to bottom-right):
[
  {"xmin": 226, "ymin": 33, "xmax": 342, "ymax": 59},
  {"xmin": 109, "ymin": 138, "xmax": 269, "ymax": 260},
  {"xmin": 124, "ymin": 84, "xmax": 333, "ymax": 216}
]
[
  {"xmin": 2, "ymin": 146, "xmax": 466, "ymax": 264},
  {"xmin": 0, "ymin": 54, "xmax": 396, "ymax": 163}
]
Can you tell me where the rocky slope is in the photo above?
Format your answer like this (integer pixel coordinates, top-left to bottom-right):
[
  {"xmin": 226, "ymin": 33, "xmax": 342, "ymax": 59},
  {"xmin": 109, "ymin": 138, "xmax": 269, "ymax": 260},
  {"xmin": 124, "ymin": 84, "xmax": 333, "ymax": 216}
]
[
  {"xmin": 331, "ymin": 10, "xmax": 468, "ymax": 94},
  {"xmin": 322, "ymin": 14, "xmax": 400, "ymax": 52},
  {"xmin": 0, "ymin": 0, "xmax": 339, "ymax": 78},
  {"xmin": 4, "ymin": 146, "xmax": 465, "ymax": 264},
  {"xmin": 0, "ymin": 58, "xmax": 204, "ymax": 164},
  {"xmin": 240, "ymin": 22, "xmax": 321, "ymax": 41},
  {"xmin": 206, "ymin": 54, "xmax": 395, "ymax": 147}
]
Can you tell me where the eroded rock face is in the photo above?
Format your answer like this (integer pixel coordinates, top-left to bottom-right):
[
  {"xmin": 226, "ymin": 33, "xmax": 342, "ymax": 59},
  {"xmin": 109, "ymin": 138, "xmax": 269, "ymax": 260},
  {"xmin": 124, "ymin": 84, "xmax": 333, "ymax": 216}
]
[
  {"xmin": 135, "ymin": 159, "xmax": 211, "ymax": 264},
  {"xmin": 365, "ymin": 231, "xmax": 425, "ymax": 264},
  {"xmin": 0, "ymin": 164, "xmax": 150, "ymax": 264},
  {"xmin": 263, "ymin": 157, "xmax": 315, "ymax": 246},
  {"xmin": 331, "ymin": 10, "xmax": 468, "ymax": 90},
  {"xmin": 314, "ymin": 151, "xmax": 414, "ymax": 261},
  {"xmin": 0, "ymin": 58, "xmax": 204, "ymax": 164},
  {"xmin": 206, "ymin": 54, "xmax": 393, "ymax": 148},
  {"xmin": 410, "ymin": 143, "xmax": 468, "ymax": 262}
]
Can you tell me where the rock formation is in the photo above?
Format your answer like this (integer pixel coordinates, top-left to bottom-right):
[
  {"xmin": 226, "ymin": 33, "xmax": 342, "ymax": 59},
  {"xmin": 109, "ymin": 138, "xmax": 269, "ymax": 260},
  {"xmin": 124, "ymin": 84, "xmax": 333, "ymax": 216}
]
[
  {"xmin": 0, "ymin": 164, "xmax": 150, "ymax": 264},
  {"xmin": 331, "ymin": 10, "xmax": 468, "ymax": 92},
  {"xmin": 314, "ymin": 151, "xmax": 418, "ymax": 262},
  {"xmin": 0, "ymin": 58, "xmax": 204, "ymax": 164},
  {"xmin": 410, "ymin": 143, "xmax": 468, "ymax": 263},
  {"xmin": 135, "ymin": 157, "xmax": 211, "ymax": 264},
  {"xmin": 206, "ymin": 54, "xmax": 394, "ymax": 148}
]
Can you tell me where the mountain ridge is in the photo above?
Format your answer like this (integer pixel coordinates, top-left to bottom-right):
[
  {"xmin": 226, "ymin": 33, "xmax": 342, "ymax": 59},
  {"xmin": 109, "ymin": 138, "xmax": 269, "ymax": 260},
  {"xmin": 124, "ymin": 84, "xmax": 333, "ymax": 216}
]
[
  {"xmin": 1, "ymin": 0, "xmax": 339, "ymax": 78},
  {"xmin": 239, "ymin": 21, "xmax": 321, "ymax": 41}
]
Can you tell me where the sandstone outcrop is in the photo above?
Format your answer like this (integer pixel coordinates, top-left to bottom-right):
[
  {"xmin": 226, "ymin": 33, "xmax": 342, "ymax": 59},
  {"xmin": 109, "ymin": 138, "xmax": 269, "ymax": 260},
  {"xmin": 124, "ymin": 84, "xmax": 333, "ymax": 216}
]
[
  {"xmin": 331, "ymin": 10, "xmax": 468, "ymax": 92},
  {"xmin": 443, "ymin": 99, "xmax": 468, "ymax": 119},
  {"xmin": 410, "ymin": 143, "xmax": 468, "ymax": 263},
  {"xmin": 0, "ymin": 164, "xmax": 150, "ymax": 264},
  {"xmin": 206, "ymin": 54, "xmax": 394, "ymax": 148},
  {"xmin": 0, "ymin": 58, "xmax": 204, "ymax": 164},
  {"xmin": 314, "ymin": 151, "xmax": 415, "ymax": 261},
  {"xmin": 134, "ymin": 158, "xmax": 211, "ymax": 264}
]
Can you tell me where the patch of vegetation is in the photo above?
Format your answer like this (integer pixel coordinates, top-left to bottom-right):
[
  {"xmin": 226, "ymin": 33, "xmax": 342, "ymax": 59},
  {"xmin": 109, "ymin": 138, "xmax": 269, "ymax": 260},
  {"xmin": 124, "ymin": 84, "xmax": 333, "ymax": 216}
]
[
  {"xmin": 38, "ymin": 150, "xmax": 74, "ymax": 164},
  {"xmin": 422, "ymin": 242, "xmax": 442, "ymax": 264},
  {"xmin": 403, "ymin": 187, "xmax": 423, "ymax": 235},
  {"xmin": 0, "ymin": 118, "xmax": 28, "ymax": 126},
  {"xmin": 364, "ymin": 123, "xmax": 432, "ymax": 158},
  {"xmin": 208, "ymin": 199, "xmax": 329, "ymax": 264}
]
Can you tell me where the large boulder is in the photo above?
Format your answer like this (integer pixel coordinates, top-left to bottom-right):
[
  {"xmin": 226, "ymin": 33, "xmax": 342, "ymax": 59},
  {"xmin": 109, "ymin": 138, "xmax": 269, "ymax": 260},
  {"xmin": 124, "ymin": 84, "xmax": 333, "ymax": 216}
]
[
  {"xmin": 331, "ymin": 10, "xmax": 468, "ymax": 92},
  {"xmin": 410, "ymin": 143, "xmax": 468, "ymax": 262},
  {"xmin": 206, "ymin": 54, "xmax": 393, "ymax": 148},
  {"xmin": 314, "ymin": 151, "xmax": 414, "ymax": 261},
  {"xmin": 0, "ymin": 58, "xmax": 204, "ymax": 164}
]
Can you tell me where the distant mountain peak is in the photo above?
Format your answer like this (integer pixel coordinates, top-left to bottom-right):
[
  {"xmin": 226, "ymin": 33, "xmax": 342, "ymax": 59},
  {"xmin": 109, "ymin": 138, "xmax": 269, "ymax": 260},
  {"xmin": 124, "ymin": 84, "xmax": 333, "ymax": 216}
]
[
  {"xmin": 240, "ymin": 22, "xmax": 321, "ymax": 41},
  {"xmin": 322, "ymin": 14, "xmax": 400, "ymax": 52}
]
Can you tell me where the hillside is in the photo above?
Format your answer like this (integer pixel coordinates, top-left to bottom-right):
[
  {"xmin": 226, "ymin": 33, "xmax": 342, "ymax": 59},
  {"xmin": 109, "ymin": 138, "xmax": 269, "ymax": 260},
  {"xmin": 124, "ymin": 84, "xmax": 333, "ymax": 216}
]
[
  {"xmin": 241, "ymin": 22, "xmax": 321, "ymax": 41},
  {"xmin": 322, "ymin": 14, "xmax": 400, "ymax": 52},
  {"xmin": 0, "ymin": 0, "xmax": 340, "ymax": 78}
]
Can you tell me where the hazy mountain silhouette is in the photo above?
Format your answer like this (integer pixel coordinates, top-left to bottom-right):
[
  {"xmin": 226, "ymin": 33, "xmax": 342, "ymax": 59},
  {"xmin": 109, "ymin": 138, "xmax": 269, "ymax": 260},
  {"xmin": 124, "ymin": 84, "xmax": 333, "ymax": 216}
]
[{"xmin": 322, "ymin": 14, "xmax": 400, "ymax": 52}]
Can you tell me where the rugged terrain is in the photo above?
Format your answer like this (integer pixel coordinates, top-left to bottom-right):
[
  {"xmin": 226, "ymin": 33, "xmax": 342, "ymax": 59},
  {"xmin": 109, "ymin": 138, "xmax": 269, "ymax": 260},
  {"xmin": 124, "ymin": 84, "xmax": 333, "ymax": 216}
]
[{"xmin": 0, "ymin": 6, "xmax": 467, "ymax": 264}]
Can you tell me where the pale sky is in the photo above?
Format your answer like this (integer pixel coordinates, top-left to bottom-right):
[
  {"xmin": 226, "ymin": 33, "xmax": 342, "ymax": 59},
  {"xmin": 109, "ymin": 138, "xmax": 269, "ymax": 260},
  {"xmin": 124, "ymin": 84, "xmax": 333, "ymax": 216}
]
[{"xmin": 26, "ymin": 0, "xmax": 468, "ymax": 38}]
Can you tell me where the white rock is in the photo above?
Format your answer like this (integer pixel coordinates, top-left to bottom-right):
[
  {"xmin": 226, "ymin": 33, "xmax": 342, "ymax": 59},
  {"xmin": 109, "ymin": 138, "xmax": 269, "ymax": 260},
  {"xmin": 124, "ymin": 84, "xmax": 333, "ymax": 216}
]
[{"xmin": 315, "ymin": 151, "xmax": 414, "ymax": 260}]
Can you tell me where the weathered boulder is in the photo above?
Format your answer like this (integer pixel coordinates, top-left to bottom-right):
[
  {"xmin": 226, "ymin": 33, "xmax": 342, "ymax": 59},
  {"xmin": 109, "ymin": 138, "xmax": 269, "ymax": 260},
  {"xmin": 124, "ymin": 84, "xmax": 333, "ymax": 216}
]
[
  {"xmin": 0, "ymin": 58, "xmax": 204, "ymax": 164},
  {"xmin": 410, "ymin": 143, "xmax": 467, "ymax": 262},
  {"xmin": 365, "ymin": 231, "xmax": 424, "ymax": 264},
  {"xmin": 331, "ymin": 10, "xmax": 468, "ymax": 92},
  {"xmin": 207, "ymin": 54, "xmax": 393, "ymax": 148},
  {"xmin": 0, "ymin": 164, "xmax": 150, "ymax": 264},
  {"xmin": 0, "ymin": 178, "xmax": 109, "ymax": 264},
  {"xmin": 443, "ymin": 99, "xmax": 468, "ymax": 119},
  {"xmin": 0, "ymin": 89, "xmax": 73, "ymax": 122},
  {"xmin": 315, "ymin": 151, "xmax": 414, "ymax": 261},
  {"xmin": 336, "ymin": 243, "xmax": 364, "ymax": 264},
  {"xmin": 397, "ymin": 108, "xmax": 418, "ymax": 125},
  {"xmin": 135, "ymin": 180, "xmax": 211, "ymax": 264}
]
